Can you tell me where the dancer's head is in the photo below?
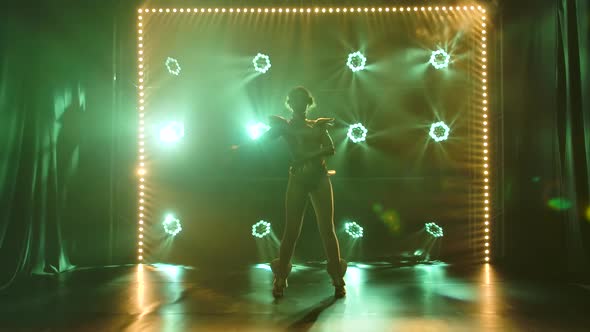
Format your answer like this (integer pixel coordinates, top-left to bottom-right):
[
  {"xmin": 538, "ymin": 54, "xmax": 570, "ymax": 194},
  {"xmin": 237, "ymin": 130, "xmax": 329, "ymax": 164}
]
[{"xmin": 286, "ymin": 86, "xmax": 314, "ymax": 117}]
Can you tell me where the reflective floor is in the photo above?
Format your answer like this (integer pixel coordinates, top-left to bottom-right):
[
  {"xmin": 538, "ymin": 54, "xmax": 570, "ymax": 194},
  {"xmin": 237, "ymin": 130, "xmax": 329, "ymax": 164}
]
[{"xmin": 1, "ymin": 262, "xmax": 589, "ymax": 331}]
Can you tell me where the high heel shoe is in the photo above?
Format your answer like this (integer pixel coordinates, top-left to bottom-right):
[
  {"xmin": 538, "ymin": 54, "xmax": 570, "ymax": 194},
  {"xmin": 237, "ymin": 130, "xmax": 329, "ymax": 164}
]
[
  {"xmin": 271, "ymin": 259, "xmax": 292, "ymax": 298},
  {"xmin": 327, "ymin": 259, "xmax": 347, "ymax": 298}
]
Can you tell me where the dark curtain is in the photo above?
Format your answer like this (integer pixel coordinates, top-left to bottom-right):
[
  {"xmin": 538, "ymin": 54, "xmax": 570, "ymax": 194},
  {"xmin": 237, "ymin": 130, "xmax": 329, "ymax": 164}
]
[
  {"xmin": 0, "ymin": 2, "xmax": 137, "ymax": 290},
  {"xmin": 556, "ymin": 0, "xmax": 590, "ymax": 279},
  {"xmin": 499, "ymin": 0, "xmax": 590, "ymax": 280},
  {"xmin": 0, "ymin": 10, "xmax": 74, "ymax": 289}
]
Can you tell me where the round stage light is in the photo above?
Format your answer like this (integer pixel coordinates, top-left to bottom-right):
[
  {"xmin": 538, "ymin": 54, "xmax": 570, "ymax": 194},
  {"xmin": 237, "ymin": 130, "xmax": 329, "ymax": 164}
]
[
  {"xmin": 252, "ymin": 220, "xmax": 271, "ymax": 238},
  {"xmin": 429, "ymin": 49, "xmax": 451, "ymax": 69},
  {"xmin": 165, "ymin": 57, "xmax": 181, "ymax": 76},
  {"xmin": 429, "ymin": 121, "xmax": 450, "ymax": 142},
  {"xmin": 247, "ymin": 122, "xmax": 271, "ymax": 140},
  {"xmin": 163, "ymin": 214, "xmax": 182, "ymax": 236},
  {"xmin": 159, "ymin": 122, "xmax": 185, "ymax": 142},
  {"xmin": 253, "ymin": 53, "xmax": 271, "ymax": 73},
  {"xmin": 425, "ymin": 222, "xmax": 444, "ymax": 238},
  {"xmin": 345, "ymin": 221, "xmax": 364, "ymax": 239},
  {"xmin": 346, "ymin": 51, "xmax": 366, "ymax": 72},
  {"xmin": 347, "ymin": 123, "xmax": 368, "ymax": 143}
]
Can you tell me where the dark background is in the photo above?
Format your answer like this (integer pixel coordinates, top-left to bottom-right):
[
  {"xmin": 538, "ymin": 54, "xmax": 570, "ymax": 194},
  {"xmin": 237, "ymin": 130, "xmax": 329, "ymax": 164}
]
[{"xmin": 1, "ymin": 0, "xmax": 588, "ymax": 290}]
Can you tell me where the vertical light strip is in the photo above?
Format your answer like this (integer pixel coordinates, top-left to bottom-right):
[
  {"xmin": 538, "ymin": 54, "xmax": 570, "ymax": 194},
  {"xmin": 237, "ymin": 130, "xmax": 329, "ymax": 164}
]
[
  {"xmin": 137, "ymin": 9, "xmax": 145, "ymax": 262},
  {"xmin": 479, "ymin": 6, "xmax": 490, "ymax": 263}
]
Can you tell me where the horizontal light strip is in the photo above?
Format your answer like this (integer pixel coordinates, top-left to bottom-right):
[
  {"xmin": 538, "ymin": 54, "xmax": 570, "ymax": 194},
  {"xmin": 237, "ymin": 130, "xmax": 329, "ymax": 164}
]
[{"xmin": 138, "ymin": 6, "xmax": 487, "ymax": 14}]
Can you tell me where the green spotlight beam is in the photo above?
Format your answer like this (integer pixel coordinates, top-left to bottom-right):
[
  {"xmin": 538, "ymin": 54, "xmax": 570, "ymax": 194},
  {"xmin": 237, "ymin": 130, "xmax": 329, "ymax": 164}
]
[
  {"xmin": 247, "ymin": 122, "xmax": 271, "ymax": 140},
  {"xmin": 159, "ymin": 122, "xmax": 185, "ymax": 142}
]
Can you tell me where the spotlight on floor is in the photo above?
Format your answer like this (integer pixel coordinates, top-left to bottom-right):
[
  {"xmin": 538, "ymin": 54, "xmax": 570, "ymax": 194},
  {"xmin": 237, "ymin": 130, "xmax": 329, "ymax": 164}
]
[
  {"xmin": 347, "ymin": 123, "xmax": 368, "ymax": 143},
  {"xmin": 159, "ymin": 121, "xmax": 185, "ymax": 142},
  {"xmin": 429, "ymin": 49, "xmax": 450, "ymax": 69},
  {"xmin": 252, "ymin": 220, "xmax": 272, "ymax": 238},
  {"xmin": 425, "ymin": 222, "xmax": 443, "ymax": 238},
  {"xmin": 345, "ymin": 221, "xmax": 364, "ymax": 239},
  {"xmin": 429, "ymin": 121, "xmax": 450, "ymax": 142},
  {"xmin": 253, "ymin": 53, "xmax": 272, "ymax": 73},
  {"xmin": 346, "ymin": 51, "xmax": 366, "ymax": 72},
  {"xmin": 163, "ymin": 214, "xmax": 182, "ymax": 236},
  {"xmin": 247, "ymin": 122, "xmax": 271, "ymax": 140},
  {"xmin": 165, "ymin": 57, "xmax": 181, "ymax": 75}
]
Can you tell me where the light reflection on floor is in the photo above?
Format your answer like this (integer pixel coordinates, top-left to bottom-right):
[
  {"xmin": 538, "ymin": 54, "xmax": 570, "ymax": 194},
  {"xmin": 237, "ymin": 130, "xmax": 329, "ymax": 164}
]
[{"xmin": 3, "ymin": 262, "xmax": 589, "ymax": 331}]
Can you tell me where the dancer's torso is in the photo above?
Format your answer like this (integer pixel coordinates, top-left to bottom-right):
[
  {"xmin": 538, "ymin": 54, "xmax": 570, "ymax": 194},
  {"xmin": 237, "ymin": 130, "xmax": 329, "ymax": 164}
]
[{"xmin": 282, "ymin": 119, "xmax": 328, "ymax": 180}]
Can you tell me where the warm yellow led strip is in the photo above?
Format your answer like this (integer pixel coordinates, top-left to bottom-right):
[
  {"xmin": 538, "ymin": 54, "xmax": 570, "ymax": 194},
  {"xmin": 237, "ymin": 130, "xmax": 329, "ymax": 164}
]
[{"xmin": 136, "ymin": 4, "xmax": 490, "ymax": 263}]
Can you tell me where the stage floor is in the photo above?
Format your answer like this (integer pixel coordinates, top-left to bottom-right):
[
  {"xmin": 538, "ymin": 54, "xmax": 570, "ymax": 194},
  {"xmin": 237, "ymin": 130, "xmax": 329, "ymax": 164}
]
[{"xmin": 1, "ymin": 262, "xmax": 589, "ymax": 331}]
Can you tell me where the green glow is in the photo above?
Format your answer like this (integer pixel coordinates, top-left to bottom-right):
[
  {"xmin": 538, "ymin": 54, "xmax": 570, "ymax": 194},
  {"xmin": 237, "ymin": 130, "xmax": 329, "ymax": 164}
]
[
  {"xmin": 547, "ymin": 198, "xmax": 573, "ymax": 211},
  {"xmin": 344, "ymin": 221, "xmax": 364, "ymax": 239},
  {"xmin": 429, "ymin": 121, "xmax": 450, "ymax": 142},
  {"xmin": 254, "ymin": 263, "xmax": 272, "ymax": 271},
  {"xmin": 165, "ymin": 57, "xmax": 181, "ymax": 75},
  {"xmin": 153, "ymin": 263, "xmax": 182, "ymax": 279},
  {"xmin": 253, "ymin": 53, "xmax": 271, "ymax": 73},
  {"xmin": 252, "ymin": 220, "xmax": 271, "ymax": 238},
  {"xmin": 159, "ymin": 122, "xmax": 185, "ymax": 142},
  {"xmin": 346, "ymin": 51, "xmax": 366, "ymax": 72},
  {"xmin": 247, "ymin": 122, "xmax": 270, "ymax": 140},
  {"xmin": 163, "ymin": 214, "xmax": 182, "ymax": 236},
  {"xmin": 347, "ymin": 123, "xmax": 368, "ymax": 143},
  {"xmin": 429, "ymin": 49, "xmax": 450, "ymax": 69},
  {"xmin": 425, "ymin": 222, "xmax": 443, "ymax": 238}
]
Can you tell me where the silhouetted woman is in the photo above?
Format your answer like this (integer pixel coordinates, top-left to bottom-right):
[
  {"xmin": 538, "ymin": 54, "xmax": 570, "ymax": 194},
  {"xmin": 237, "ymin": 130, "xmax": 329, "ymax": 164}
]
[{"xmin": 260, "ymin": 87, "xmax": 347, "ymax": 298}]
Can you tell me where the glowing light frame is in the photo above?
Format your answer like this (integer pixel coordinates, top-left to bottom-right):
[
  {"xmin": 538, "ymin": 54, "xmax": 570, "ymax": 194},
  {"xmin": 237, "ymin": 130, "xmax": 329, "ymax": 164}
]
[{"xmin": 136, "ymin": 4, "xmax": 491, "ymax": 264}]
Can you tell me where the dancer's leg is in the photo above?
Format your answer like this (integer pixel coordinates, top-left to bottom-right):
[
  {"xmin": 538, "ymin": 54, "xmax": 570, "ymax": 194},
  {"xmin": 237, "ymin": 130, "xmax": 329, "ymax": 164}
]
[
  {"xmin": 309, "ymin": 176, "xmax": 341, "ymax": 266},
  {"xmin": 272, "ymin": 175, "xmax": 308, "ymax": 297},
  {"xmin": 309, "ymin": 176, "xmax": 346, "ymax": 297},
  {"xmin": 279, "ymin": 176, "xmax": 308, "ymax": 265}
]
